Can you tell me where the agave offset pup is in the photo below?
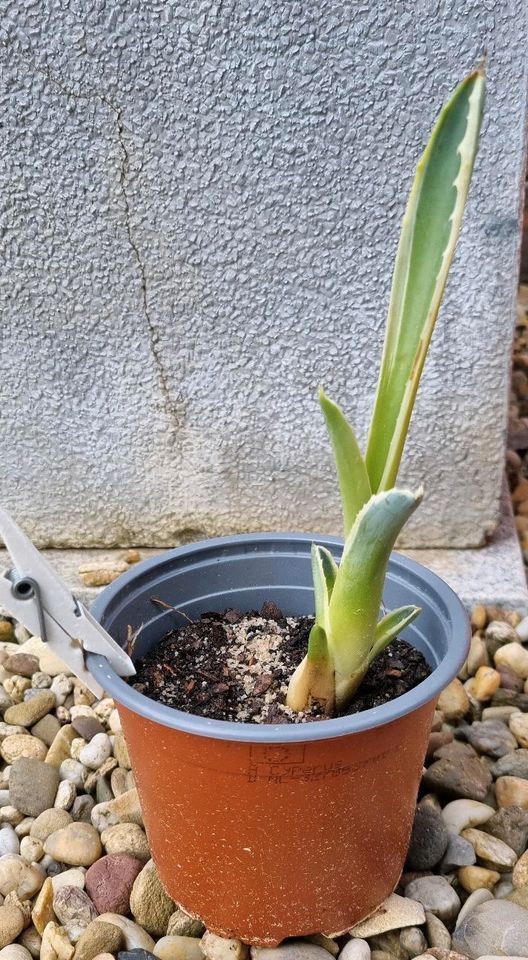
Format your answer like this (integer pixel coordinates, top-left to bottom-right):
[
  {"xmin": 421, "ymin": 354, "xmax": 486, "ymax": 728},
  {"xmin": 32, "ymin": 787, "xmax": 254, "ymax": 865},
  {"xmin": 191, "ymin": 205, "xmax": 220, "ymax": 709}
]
[{"xmin": 287, "ymin": 66, "xmax": 485, "ymax": 717}]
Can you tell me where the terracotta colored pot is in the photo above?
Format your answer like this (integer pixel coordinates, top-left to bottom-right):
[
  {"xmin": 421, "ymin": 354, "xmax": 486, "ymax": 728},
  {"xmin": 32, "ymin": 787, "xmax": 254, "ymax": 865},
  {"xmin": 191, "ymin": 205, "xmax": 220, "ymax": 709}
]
[{"xmin": 90, "ymin": 534, "xmax": 469, "ymax": 946}]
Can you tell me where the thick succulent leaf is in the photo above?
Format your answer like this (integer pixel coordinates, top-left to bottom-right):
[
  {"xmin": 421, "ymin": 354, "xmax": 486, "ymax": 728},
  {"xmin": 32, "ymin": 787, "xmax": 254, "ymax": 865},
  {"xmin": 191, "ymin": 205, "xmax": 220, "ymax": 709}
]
[
  {"xmin": 367, "ymin": 604, "xmax": 421, "ymax": 664},
  {"xmin": 316, "ymin": 545, "xmax": 338, "ymax": 601},
  {"xmin": 319, "ymin": 387, "xmax": 372, "ymax": 535},
  {"xmin": 311, "ymin": 543, "xmax": 332, "ymax": 636},
  {"xmin": 286, "ymin": 625, "xmax": 335, "ymax": 715},
  {"xmin": 365, "ymin": 68, "xmax": 485, "ymax": 492},
  {"xmin": 328, "ymin": 488, "xmax": 422, "ymax": 709}
]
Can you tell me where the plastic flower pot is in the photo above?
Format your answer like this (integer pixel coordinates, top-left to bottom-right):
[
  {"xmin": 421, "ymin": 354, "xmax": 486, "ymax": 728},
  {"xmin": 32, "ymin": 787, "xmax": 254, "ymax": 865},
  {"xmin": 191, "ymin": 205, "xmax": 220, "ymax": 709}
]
[{"xmin": 90, "ymin": 533, "xmax": 469, "ymax": 946}]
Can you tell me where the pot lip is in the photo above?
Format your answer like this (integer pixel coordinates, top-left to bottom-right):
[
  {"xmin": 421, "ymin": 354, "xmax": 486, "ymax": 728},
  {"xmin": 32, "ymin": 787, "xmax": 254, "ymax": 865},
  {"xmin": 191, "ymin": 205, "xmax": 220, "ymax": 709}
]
[{"xmin": 89, "ymin": 531, "xmax": 470, "ymax": 743}]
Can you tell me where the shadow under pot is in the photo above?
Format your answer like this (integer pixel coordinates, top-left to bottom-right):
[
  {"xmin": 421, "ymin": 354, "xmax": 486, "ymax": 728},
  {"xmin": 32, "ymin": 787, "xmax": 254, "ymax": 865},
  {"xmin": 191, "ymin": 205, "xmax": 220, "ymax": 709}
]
[{"xmin": 89, "ymin": 532, "xmax": 469, "ymax": 946}]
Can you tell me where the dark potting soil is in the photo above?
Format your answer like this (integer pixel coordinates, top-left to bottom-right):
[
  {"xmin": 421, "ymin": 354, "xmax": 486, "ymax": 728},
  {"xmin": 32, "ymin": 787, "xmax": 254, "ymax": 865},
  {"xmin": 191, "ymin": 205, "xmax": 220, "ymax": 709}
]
[{"xmin": 130, "ymin": 601, "xmax": 431, "ymax": 724}]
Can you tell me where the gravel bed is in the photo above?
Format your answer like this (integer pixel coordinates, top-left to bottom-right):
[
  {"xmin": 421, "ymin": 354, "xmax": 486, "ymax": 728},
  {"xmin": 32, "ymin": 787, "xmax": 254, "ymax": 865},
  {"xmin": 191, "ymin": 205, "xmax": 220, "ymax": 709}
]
[{"xmin": 2, "ymin": 609, "xmax": 528, "ymax": 960}]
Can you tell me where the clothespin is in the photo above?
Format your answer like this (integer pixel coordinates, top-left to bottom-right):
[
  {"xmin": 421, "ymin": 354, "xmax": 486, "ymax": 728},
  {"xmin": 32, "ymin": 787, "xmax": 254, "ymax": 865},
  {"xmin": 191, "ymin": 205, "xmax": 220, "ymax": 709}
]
[{"xmin": 0, "ymin": 507, "xmax": 136, "ymax": 698}]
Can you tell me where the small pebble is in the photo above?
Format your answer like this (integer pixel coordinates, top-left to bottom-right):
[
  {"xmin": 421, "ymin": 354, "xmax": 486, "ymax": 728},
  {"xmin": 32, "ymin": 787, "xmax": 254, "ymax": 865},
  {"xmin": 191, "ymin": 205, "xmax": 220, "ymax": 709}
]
[
  {"xmin": 441, "ymin": 799, "xmax": 495, "ymax": 834},
  {"xmin": 336, "ymin": 943, "xmax": 370, "ymax": 960},
  {"xmin": 471, "ymin": 666, "xmax": 501, "ymax": 701},
  {"xmin": 44, "ymin": 822, "xmax": 102, "ymax": 866},
  {"xmin": 8, "ymin": 758, "xmax": 60, "ymax": 817},
  {"xmin": 167, "ymin": 910, "xmax": 205, "ymax": 939},
  {"xmin": 496, "ymin": 775, "xmax": 528, "ymax": 808},
  {"xmin": 452, "ymin": 897, "xmax": 528, "ymax": 957},
  {"xmin": 461, "ymin": 719, "xmax": 518, "ymax": 758},
  {"xmin": 52, "ymin": 884, "xmax": 98, "ymax": 941},
  {"xmin": 425, "ymin": 912, "xmax": 451, "ymax": 950},
  {"xmin": 486, "ymin": 621, "xmax": 520, "ymax": 645},
  {"xmin": 59, "ymin": 759, "xmax": 85, "ymax": 789},
  {"xmin": 129, "ymin": 859, "xmax": 175, "ymax": 936},
  {"xmin": 4, "ymin": 692, "xmax": 56, "ymax": 728},
  {"xmin": 406, "ymin": 805, "xmax": 449, "ymax": 870},
  {"xmin": 458, "ymin": 864, "xmax": 501, "ymax": 892},
  {"xmin": 155, "ymin": 938, "xmax": 205, "ymax": 960},
  {"xmin": 399, "ymin": 927, "xmax": 427, "ymax": 958},
  {"xmin": 460, "ymin": 827, "xmax": 518, "ymax": 871},
  {"xmin": 30, "ymin": 808, "xmax": 72, "ymax": 841},
  {"xmin": 484, "ymin": 805, "xmax": 528, "ymax": 855},
  {"xmin": 0, "ymin": 902, "xmax": 25, "ymax": 949},
  {"xmin": 74, "ymin": 920, "xmax": 125, "ymax": 960},
  {"xmin": 86, "ymin": 853, "xmax": 144, "ymax": 915},
  {"xmin": 1, "ymin": 734, "xmax": 47, "ymax": 764},
  {"xmin": 55, "ymin": 780, "xmax": 77, "ymax": 810},
  {"xmin": 0, "ymin": 853, "xmax": 44, "ymax": 898},
  {"xmin": 510, "ymin": 712, "xmax": 528, "ymax": 748},
  {"xmin": 349, "ymin": 894, "xmax": 425, "ymax": 936},
  {"xmin": 19, "ymin": 836, "xmax": 44, "ymax": 862},
  {"xmin": 404, "ymin": 876, "xmax": 461, "ymax": 922},
  {"xmin": 96, "ymin": 914, "xmax": 156, "ymax": 950},
  {"xmin": 437, "ymin": 679, "xmax": 470, "ymax": 722},
  {"xmin": 0, "ymin": 825, "xmax": 20, "ymax": 856},
  {"xmin": 201, "ymin": 934, "xmax": 247, "ymax": 960}
]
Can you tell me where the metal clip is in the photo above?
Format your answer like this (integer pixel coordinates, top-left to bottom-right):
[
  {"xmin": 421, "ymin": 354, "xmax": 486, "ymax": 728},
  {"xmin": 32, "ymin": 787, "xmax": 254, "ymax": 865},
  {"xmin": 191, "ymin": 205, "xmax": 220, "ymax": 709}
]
[{"xmin": 0, "ymin": 507, "xmax": 136, "ymax": 697}]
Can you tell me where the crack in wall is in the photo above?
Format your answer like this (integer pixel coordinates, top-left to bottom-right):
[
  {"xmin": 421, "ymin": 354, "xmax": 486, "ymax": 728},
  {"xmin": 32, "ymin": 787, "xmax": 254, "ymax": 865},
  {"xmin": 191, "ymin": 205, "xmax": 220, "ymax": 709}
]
[
  {"xmin": 111, "ymin": 104, "xmax": 183, "ymax": 425},
  {"xmin": 1, "ymin": 42, "xmax": 182, "ymax": 427}
]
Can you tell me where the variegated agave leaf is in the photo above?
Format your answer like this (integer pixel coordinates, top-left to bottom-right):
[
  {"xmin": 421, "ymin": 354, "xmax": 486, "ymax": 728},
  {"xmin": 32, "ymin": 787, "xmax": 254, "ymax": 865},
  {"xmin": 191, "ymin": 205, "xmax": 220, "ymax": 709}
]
[{"xmin": 366, "ymin": 68, "xmax": 485, "ymax": 493}]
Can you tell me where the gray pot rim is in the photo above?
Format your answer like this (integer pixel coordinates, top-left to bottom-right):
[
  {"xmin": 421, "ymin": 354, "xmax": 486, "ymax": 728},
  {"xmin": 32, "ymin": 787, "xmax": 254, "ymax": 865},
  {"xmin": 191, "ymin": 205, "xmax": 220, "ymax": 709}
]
[{"xmin": 89, "ymin": 531, "xmax": 469, "ymax": 743}]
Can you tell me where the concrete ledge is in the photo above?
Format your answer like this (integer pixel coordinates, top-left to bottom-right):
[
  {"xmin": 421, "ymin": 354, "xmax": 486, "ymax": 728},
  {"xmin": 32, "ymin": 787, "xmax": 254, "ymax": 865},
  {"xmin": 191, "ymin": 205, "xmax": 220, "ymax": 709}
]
[
  {"xmin": 404, "ymin": 489, "xmax": 528, "ymax": 613},
  {"xmin": 1, "ymin": 494, "xmax": 526, "ymax": 614}
]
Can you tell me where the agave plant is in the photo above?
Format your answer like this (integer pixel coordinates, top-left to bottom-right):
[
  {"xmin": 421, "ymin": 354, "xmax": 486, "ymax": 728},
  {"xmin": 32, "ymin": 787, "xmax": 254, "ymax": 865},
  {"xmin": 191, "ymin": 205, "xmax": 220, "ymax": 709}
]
[{"xmin": 287, "ymin": 66, "xmax": 486, "ymax": 716}]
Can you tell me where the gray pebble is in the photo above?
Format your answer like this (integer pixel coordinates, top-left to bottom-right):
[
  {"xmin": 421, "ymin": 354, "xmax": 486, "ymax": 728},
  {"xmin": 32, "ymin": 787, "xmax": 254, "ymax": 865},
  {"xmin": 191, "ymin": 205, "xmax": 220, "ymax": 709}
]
[
  {"xmin": 461, "ymin": 720, "xmax": 518, "ymax": 759},
  {"xmin": 457, "ymin": 889, "xmax": 494, "ymax": 927},
  {"xmin": 406, "ymin": 805, "xmax": 449, "ymax": 870},
  {"xmin": 452, "ymin": 898, "xmax": 528, "ymax": 958},
  {"xmin": 492, "ymin": 748, "xmax": 528, "ymax": 780},
  {"xmin": 404, "ymin": 876, "xmax": 461, "ymax": 923},
  {"xmin": 440, "ymin": 833, "xmax": 476, "ymax": 872},
  {"xmin": 337, "ymin": 945, "xmax": 371, "ymax": 960},
  {"xmin": 425, "ymin": 912, "xmax": 451, "ymax": 950},
  {"xmin": 399, "ymin": 928, "xmax": 427, "ymax": 958}
]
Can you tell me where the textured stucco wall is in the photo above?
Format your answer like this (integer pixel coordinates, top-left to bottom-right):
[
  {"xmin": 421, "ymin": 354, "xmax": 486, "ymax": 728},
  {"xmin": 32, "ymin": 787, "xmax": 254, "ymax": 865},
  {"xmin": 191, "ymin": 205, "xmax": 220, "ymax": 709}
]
[{"xmin": 0, "ymin": 2, "xmax": 525, "ymax": 548}]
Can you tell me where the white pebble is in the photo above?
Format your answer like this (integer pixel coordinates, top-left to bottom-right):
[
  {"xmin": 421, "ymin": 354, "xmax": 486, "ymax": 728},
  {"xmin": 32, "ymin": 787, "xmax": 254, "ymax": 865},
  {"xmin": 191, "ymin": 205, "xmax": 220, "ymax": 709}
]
[
  {"xmin": 337, "ymin": 941, "xmax": 371, "ymax": 960},
  {"xmin": 69, "ymin": 738, "xmax": 86, "ymax": 760},
  {"xmin": 515, "ymin": 614, "xmax": 528, "ymax": 642},
  {"xmin": 0, "ymin": 946, "xmax": 33, "ymax": 960},
  {"xmin": 31, "ymin": 672, "xmax": 52, "ymax": 689},
  {"xmin": 93, "ymin": 698, "xmax": 114, "ymax": 721},
  {"xmin": 51, "ymin": 866, "xmax": 86, "ymax": 891},
  {"xmin": 50, "ymin": 675, "xmax": 73, "ymax": 706},
  {"xmin": 59, "ymin": 759, "xmax": 85, "ymax": 789},
  {"xmin": 0, "ymin": 790, "xmax": 10, "ymax": 807},
  {"xmin": 19, "ymin": 836, "xmax": 44, "ymax": 862},
  {"xmin": 79, "ymin": 733, "xmax": 112, "ymax": 770},
  {"xmin": 441, "ymin": 799, "xmax": 495, "ymax": 835},
  {"xmin": 54, "ymin": 780, "xmax": 76, "ymax": 811},
  {"xmin": 69, "ymin": 705, "xmax": 96, "ymax": 720},
  {"xmin": 494, "ymin": 642, "xmax": 528, "ymax": 679},
  {"xmin": 0, "ymin": 825, "xmax": 19, "ymax": 856},
  {"xmin": 14, "ymin": 818, "xmax": 34, "ymax": 837},
  {"xmin": 109, "ymin": 709, "xmax": 122, "ymax": 733}
]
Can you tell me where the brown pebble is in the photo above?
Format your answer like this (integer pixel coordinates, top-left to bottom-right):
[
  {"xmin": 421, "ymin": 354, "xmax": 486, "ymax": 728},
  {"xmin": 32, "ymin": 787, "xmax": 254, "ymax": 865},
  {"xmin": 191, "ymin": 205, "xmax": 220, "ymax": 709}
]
[
  {"xmin": 471, "ymin": 606, "xmax": 488, "ymax": 630},
  {"xmin": 4, "ymin": 653, "xmax": 40, "ymax": 678},
  {"xmin": 259, "ymin": 601, "xmax": 283, "ymax": 620},
  {"xmin": 71, "ymin": 717, "xmax": 105, "ymax": 742},
  {"xmin": 497, "ymin": 664, "xmax": 525, "ymax": 692},
  {"xmin": 74, "ymin": 921, "xmax": 124, "ymax": 960},
  {"xmin": 85, "ymin": 854, "xmax": 144, "ymax": 915},
  {"xmin": 426, "ymin": 732, "xmax": 453, "ymax": 761}
]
